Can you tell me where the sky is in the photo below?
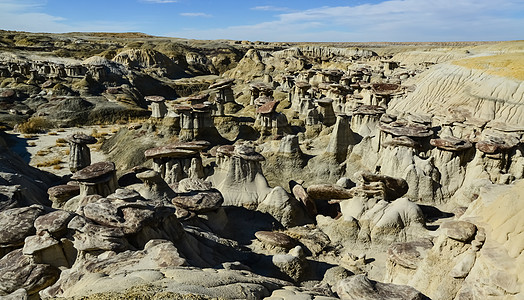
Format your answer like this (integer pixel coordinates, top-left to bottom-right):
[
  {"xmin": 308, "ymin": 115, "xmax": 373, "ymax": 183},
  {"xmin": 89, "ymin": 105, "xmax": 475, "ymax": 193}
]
[{"xmin": 0, "ymin": 0, "xmax": 523, "ymax": 42}]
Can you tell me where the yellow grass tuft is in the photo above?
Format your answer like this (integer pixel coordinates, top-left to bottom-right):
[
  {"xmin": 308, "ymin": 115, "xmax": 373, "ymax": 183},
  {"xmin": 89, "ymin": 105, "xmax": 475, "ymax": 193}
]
[
  {"xmin": 55, "ymin": 138, "xmax": 68, "ymax": 147},
  {"xmin": 36, "ymin": 157, "xmax": 62, "ymax": 167}
]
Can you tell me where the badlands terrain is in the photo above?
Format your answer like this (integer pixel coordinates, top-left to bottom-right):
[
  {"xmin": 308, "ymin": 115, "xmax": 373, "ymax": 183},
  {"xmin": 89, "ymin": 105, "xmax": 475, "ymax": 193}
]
[{"xmin": 0, "ymin": 30, "xmax": 523, "ymax": 299}]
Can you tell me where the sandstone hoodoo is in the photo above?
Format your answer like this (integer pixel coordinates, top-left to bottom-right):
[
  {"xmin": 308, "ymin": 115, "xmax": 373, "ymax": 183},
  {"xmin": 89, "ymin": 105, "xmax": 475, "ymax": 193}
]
[
  {"xmin": 67, "ymin": 133, "xmax": 97, "ymax": 173},
  {"xmin": 0, "ymin": 30, "xmax": 522, "ymax": 299},
  {"xmin": 70, "ymin": 161, "xmax": 117, "ymax": 198},
  {"xmin": 145, "ymin": 95, "xmax": 168, "ymax": 118}
]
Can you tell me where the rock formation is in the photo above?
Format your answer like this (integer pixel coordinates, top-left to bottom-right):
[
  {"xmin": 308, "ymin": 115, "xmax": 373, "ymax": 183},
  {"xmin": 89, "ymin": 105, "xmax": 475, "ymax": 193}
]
[{"xmin": 0, "ymin": 32, "xmax": 522, "ymax": 299}]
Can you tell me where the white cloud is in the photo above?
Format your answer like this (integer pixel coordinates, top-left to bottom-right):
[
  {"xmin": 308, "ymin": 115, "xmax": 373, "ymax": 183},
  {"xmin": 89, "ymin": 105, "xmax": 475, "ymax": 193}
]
[
  {"xmin": 168, "ymin": 0, "xmax": 524, "ymax": 42},
  {"xmin": 0, "ymin": 0, "xmax": 140, "ymax": 33},
  {"xmin": 180, "ymin": 12, "xmax": 212, "ymax": 17},
  {"xmin": 251, "ymin": 6, "xmax": 290, "ymax": 12}
]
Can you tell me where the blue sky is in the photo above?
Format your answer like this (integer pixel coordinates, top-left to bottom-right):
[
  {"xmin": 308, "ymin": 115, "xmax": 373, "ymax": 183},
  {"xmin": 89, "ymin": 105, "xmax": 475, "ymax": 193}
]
[{"xmin": 0, "ymin": 0, "xmax": 523, "ymax": 42}]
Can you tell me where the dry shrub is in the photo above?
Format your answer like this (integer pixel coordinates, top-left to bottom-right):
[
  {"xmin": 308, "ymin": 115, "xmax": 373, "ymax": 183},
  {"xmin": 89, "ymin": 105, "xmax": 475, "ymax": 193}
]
[
  {"xmin": 36, "ymin": 149, "xmax": 51, "ymax": 156},
  {"xmin": 36, "ymin": 157, "xmax": 62, "ymax": 167},
  {"xmin": 55, "ymin": 138, "xmax": 68, "ymax": 147},
  {"xmin": 48, "ymin": 132, "xmax": 58, "ymax": 136},
  {"xmin": 91, "ymin": 128, "xmax": 109, "ymax": 141},
  {"xmin": 17, "ymin": 117, "xmax": 52, "ymax": 134},
  {"xmin": 27, "ymin": 142, "xmax": 36, "ymax": 147}
]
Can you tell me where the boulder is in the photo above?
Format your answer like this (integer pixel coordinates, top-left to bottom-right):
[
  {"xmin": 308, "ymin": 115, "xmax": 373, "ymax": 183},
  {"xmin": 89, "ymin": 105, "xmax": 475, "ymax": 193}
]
[
  {"xmin": 440, "ymin": 220, "xmax": 477, "ymax": 242},
  {"xmin": 387, "ymin": 239, "xmax": 433, "ymax": 269},
  {"xmin": 255, "ymin": 231, "xmax": 297, "ymax": 249},
  {"xmin": 34, "ymin": 210, "xmax": 74, "ymax": 235},
  {"xmin": 172, "ymin": 189, "xmax": 224, "ymax": 213},
  {"xmin": 0, "ymin": 249, "xmax": 59, "ymax": 296},
  {"xmin": 336, "ymin": 274, "xmax": 427, "ymax": 300},
  {"xmin": 0, "ymin": 206, "xmax": 45, "ymax": 247},
  {"xmin": 307, "ymin": 184, "xmax": 353, "ymax": 200}
]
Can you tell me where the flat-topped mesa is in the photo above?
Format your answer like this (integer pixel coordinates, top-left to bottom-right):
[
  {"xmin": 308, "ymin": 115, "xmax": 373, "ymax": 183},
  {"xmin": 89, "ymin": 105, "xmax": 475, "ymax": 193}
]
[
  {"xmin": 370, "ymin": 83, "xmax": 402, "ymax": 107},
  {"xmin": 209, "ymin": 78, "xmax": 235, "ymax": 103},
  {"xmin": 249, "ymin": 83, "xmax": 273, "ymax": 106},
  {"xmin": 211, "ymin": 144, "xmax": 270, "ymax": 209},
  {"xmin": 174, "ymin": 103, "xmax": 216, "ymax": 141},
  {"xmin": 326, "ymin": 115, "xmax": 356, "ymax": 163},
  {"xmin": 67, "ymin": 133, "xmax": 97, "ymax": 173},
  {"xmin": 255, "ymin": 100, "xmax": 290, "ymax": 136},
  {"xmin": 71, "ymin": 161, "xmax": 118, "ymax": 198},
  {"xmin": 316, "ymin": 98, "xmax": 336, "ymax": 127},
  {"xmin": 145, "ymin": 95, "xmax": 168, "ymax": 118},
  {"xmin": 144, "ymin": 141, "xmax": 209, "ymax": 185},
  {"xmin": 350, "ymin": 105, "xmax": 386, "ymax": 137}
]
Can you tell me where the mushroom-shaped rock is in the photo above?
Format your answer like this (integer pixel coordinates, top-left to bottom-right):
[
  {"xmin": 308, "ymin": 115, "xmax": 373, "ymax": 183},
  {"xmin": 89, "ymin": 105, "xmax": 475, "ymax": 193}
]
[
  {"xmin": 255, "ymin": 231, "xmax": 296, "ymax": 249},
  {"xmin": 476, "ymin": 133, "xmax": 519, "ymax": 154},
  {"xmin": 440, "ymin": 220, "xmax": 477, "ymax": 242},
  {"xmin": 317, "ymin": 98, "xmax": 336, "ymax": 126},
  {"xmin": 353, "ymin": 105, "xmax": 386, "ymax": 116},
  {"xmin": 145, "ymin": 95, "xmax": 167, "ymax": 118},
  {"xmin": 185, "ymin": 93, "xmax": 209, "ymax": 105},
  {"xmin": 379, "ymin": 120, "xmax": 433, "ymax": 138},
  {"xmin": 430, "ymin": 136, "xmax": 472, "ymax": 152},
  {"xmin": 256, "ymin": 100, "xmax": 279, "ymax": 114},
  {"xmin": 383, "ymin": 136, "xmax": 421, "ymax": 149},
  {"xmin": 71, "ymin": 161, "xmax": 117, "ymax": 198},
  {"xmin": 144, "ymin": 143, "xmax": 205, "ymax": 184},
  {"xmin": 172, "ymin": 189, "xmax": 224, "ymax": 214},
  {"xmin": 144, "ymin": 145, "xmax": 199, "ymax": 159},
  {"xmin": 67, "ymin": 133, "xmax": 97, "ymax": 173},
  {"xmin": 371, "ymin": 83, "xmax": 401, "ymax": 95},
  {"xmin": 307, "ymin": 184, "xmax": 353, "ymax": 200}
]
